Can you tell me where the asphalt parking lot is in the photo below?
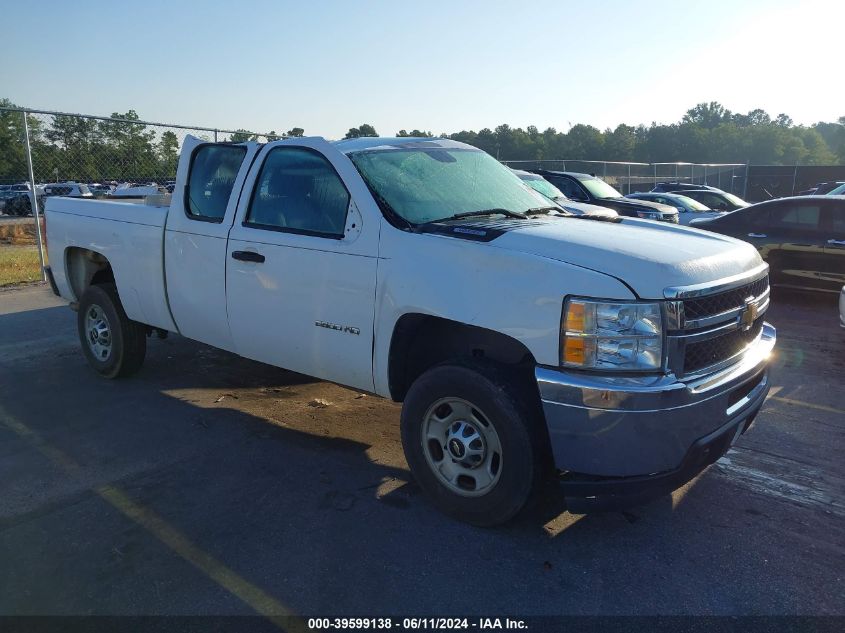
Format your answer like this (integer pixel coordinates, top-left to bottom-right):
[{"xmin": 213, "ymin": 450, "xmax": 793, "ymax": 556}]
[{"xmin": 0, "ymin": 283, "xmax": 843, "ymax": 617}]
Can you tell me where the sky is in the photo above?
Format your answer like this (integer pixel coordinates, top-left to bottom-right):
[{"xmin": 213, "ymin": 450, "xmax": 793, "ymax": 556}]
[{"xmin": 2, "ymin": 0, "xmax": 844, "ymax": 138}]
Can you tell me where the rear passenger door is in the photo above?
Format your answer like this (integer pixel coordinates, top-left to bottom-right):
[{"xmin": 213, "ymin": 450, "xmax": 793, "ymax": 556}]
[
  {"xmin": 165, "ymin": 137, "xmax": 260, "ymax": 350},
  {"xmin": 225, "ymin": 139, "xmax": 379, "ymax": 392}
]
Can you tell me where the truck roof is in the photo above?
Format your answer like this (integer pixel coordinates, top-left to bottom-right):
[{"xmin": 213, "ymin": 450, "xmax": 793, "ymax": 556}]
[{"xmin": 332, "ymin": 137, "xmax": 474, "ymax": 154}]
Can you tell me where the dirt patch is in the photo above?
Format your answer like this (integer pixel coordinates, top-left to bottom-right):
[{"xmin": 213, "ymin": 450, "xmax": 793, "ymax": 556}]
[{"xmin": 0, "ymin": 221, "xmax": 38, "ymax": 246}]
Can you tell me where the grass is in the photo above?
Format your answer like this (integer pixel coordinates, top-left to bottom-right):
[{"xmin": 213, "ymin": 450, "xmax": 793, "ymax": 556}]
[{"xmin": 0, "ymin": 246, "xmax": 43, "ymax": 286}]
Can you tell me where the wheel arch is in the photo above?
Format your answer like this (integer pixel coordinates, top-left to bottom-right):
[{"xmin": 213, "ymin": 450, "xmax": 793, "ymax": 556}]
[
  {"xmin": 387, "ymin": 313, "xmax": 538, "ymax": 403},
  {"xmin": 65, "ymin": 247, "xmax": 114, "ymax": 302}
]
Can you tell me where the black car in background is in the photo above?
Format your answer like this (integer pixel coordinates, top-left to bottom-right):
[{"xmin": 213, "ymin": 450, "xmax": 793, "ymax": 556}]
[
  {"xmin": 530, "ymin": 170, "xmax": 679, "ymax": 222},
  {"xmin": 678, "ymin": 189, "xmax": 750, "ymax": 212},
  {"xmin": 691, "ymin": 195, "xmax": 845, "ymax": 293},
  {"xmin": 797, "ymin": 181, "xmax": 845, "ymax": 196}
]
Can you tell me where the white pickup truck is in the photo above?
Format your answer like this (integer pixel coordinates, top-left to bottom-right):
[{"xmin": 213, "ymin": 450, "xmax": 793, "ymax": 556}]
[{"xmin": 44, "ymin": 136, "xmax": 775, "ymax": 525}]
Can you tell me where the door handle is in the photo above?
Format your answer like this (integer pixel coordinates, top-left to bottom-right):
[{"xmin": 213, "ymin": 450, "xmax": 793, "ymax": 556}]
[
  {"xmin": 747, "ymin": 233, "xmax": 767, "ymax": 238},
  {"xmin": 827, "ymin": 239, "xmax": 845, "ymax": 246},
  {"xmin": 231, "ymin": 250, "xmax": 265, "ymax": 263}
]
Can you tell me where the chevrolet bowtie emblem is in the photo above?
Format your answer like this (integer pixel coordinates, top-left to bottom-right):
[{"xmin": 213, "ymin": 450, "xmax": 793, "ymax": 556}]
[{"xmin": 740, "ymin": 299, "xmax": 758, "ymax": 331}]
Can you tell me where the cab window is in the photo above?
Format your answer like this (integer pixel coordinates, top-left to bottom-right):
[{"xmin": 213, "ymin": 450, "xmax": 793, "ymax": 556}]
[
  {"xmin": 185, "ymin": 144, "xmax": 247, "ymax": 222},
  {"xmin": 245, "ymin": 147, "xmax": 350, "ymax": 238},
  {"xmin": 552, "ymin": 177, "xmax": 587, "ymax": 200}
]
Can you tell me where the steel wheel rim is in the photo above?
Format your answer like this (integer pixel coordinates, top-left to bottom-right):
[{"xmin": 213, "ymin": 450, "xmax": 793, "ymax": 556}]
[
  {"xmin": 85, "ymin": 304, "xmax": 112, "ymax": 362},
  {"xmin": 421, "ymin": 397, "xmax": 503, "ymax": 497}
]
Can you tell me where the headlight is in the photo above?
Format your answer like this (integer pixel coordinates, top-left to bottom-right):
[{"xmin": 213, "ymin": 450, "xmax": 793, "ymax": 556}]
[
  {"xmin": 637, "ymin": 210, "xmax": 660, "ymax": 219},
  {"xmin": 561, "ymin": 298, "xmax": 663, "ymax": 371}
]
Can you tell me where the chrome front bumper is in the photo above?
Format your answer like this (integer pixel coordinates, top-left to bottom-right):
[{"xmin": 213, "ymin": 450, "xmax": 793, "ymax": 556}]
[{"xmin": 536, "ymin": 322, "xmax": 776, "ymax": 479}]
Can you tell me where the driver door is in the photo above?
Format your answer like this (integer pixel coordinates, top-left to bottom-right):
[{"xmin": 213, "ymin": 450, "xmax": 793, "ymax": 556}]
[{"xmin": 225, "ymin": 139, "xmax": 380, "ymax": 392}]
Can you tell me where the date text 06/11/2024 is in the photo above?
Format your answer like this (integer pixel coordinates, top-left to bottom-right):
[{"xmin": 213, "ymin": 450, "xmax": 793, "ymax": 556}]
[{"xmin": 307, "ymin": 618, "xmax": 528, "ymax": 630}]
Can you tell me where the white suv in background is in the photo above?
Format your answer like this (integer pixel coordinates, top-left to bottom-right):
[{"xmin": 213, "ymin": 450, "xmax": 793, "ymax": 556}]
[{"xmin": 43, "ymin": 183, "xmax": 94, "ymax": 198}]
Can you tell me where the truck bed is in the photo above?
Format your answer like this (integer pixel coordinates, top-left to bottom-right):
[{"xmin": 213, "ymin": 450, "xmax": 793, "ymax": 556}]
[{"xmin": 45, "ymin": 197, "xmax": 176, "ymax": 332}]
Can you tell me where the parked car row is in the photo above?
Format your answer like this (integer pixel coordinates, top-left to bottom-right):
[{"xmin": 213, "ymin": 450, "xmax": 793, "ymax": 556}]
[
  {"xmin": 512, "ymin": 171, "xmax": 842, "ymax": 299},
  {"xmin": 0, "ymin": 180, "xmax": 175, "ymax": 216},
  {"xmin": 529, "ymin": 170, "xmax": 681, "ymax": 222}
]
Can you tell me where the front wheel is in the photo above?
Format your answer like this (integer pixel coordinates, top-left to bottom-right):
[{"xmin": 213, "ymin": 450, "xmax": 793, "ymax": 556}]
[
  {"xmin": 400, "ymin": 361, "xmax": 548, "ymax": 526},
  {"xmin": 77, "ymin": 283, "xmax": 146, "ymax": 378}
]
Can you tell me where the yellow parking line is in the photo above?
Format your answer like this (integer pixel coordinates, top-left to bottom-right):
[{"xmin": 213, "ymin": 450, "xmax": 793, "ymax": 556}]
[
  {"xmin": 96, "ymin": 485, "xmax": 297, "ymax": 628},
  {"xmin": 0, "ymin": 406, "xmax": 301, "ymax": 630},
  {"xmin": 768, "ymin": 396, "xmax": 845, "ymax": 416}
]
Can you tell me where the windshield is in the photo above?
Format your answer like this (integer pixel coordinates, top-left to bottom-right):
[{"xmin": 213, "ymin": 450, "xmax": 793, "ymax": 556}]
[
  {"xmin": 683, "ymin": 190, "xmax": 748, "ymax": 210},
  {"xmin": 722, "ymin": 192, "xmax": 748, "ymax": 207},
  {"xmin": 348, "ymin": 148, "xmax": 551, "ymax": 224},
  {"xmin": 580, "ymin": 177, "xmax": 622, "ymax": 200},
  {"xmin": 520, "ymin": 176, "xmax": 566, "ymax": 201},
  {"xmin": 828, "ymin": 183, "xmax": 845, "ymax": 196},
  {"xmin": 673, "ymin": 195, "xmax": 711, "ymax": 211}
]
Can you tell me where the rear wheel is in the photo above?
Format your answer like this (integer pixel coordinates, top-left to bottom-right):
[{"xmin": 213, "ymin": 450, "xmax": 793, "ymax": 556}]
[
  {"xmin": 401, "ymin": 361, "xmax": 548, "ymax": 526},
  {"xmin": 77, "ymin": 283, "xmax": 146, "ymax": 378}
]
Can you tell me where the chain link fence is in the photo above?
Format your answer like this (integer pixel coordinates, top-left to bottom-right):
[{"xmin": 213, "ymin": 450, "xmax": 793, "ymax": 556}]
[{"xmin": 0, "ymin": 106, "xmax": 278, "ymax": 283}]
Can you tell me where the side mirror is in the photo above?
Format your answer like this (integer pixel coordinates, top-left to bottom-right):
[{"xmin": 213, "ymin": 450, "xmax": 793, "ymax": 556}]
[{"xmin": 677, "ymin": 206, "xmax": 686, "ymax": 213}]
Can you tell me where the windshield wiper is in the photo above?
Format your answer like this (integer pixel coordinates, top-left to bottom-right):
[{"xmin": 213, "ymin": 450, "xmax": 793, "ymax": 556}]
[
  {"xmin": 525, "ymin": 206, "xmax": 562, "ymax": 215},
  {"xmin": 436, "ymin": 208, "xmax": 528, "ymax": 222}
]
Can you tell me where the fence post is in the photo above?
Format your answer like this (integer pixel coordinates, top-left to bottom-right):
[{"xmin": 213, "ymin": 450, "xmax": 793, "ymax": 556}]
[
  {"xmin": 22, "ymin": 111, "xmax": 47, "ymax": 281},
  {"xmin": 627, "ymin": 164, "xmax": 631, "ymax": 194},
  {"xmin": 214, "ymin": 129, "xmax": 218, "ymax": 142},
  {"xmin": 743, "ymin": 163, "xmax": 749, "ymax": 200},
  {"xmin": 653, "ymin": 164, "xmax": 657, "ymax": 188},
  {"xmin": 791, "ymin": 165, "xmax": 799, "ymax": 196}
]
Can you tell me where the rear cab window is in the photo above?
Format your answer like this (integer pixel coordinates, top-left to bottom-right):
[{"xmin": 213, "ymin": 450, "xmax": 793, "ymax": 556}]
[{"xmin": 186, "ymin": 144, "xmax": 248, "ymax": 222}]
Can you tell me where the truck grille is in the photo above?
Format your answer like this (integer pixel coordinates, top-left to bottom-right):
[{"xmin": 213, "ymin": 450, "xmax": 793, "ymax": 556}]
[
  {"xmin": 683, "ymin": 276, "xmax": 769, "ymax": 321},
  {"xmin": 667, "ymin": 273, "xmax": 769, "ymax": 377},
  {"xmin": 683, "ymin": 318, "xmax": 764, "ymax": 374}
]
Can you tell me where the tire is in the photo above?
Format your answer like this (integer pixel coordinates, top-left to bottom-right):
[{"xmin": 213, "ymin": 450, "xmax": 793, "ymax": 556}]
[
  {"xmin": 77, "ymin": 283, "xmax": 146, "ymax": 378},
  {"xmin": 400, "ymin": 360, "xmax": 549, "ymax": 526}
]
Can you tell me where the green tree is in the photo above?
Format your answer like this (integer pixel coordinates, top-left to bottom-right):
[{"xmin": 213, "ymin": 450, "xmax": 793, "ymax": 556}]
[
  {"xmin": 98, "ymin": 110, "xmax": 156, "ymax": 180},
  {"xmin": 344, "ymin": 124, "xmax": 378, "ymax": 139},
  {"xmin": 230, "ymin": 129, "xmax": 256, "ymax": 142},
  {"xmin": 0, "ymin": 98, "xmax": 28, "ymax": 183},
  {"xmin": 397, "ymin": 129, "xmax": 433, "ymax": 137},
  {"xmin": 683, "ymin": 102, "xmax": 732, "ymax": 128},
  {"xmin": 286, "ymin": 127, "xmax": 305, "ymax": 138},
  {"xmin": 44, "ymin": 114, "xmax": 102, "ymax": 181},
  {"xmin": 158, "ymin": 131, "xmax": 180, "ymax": 177},
  {"xmin": 604, "ymin": 124, "xmax": 636, "ymax": 161}
]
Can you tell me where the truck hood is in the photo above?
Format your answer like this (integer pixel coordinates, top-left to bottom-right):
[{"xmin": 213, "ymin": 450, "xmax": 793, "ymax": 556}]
[{"xmin": 490, "ymin": 216, "xmax": 763, "ymax": 299}]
